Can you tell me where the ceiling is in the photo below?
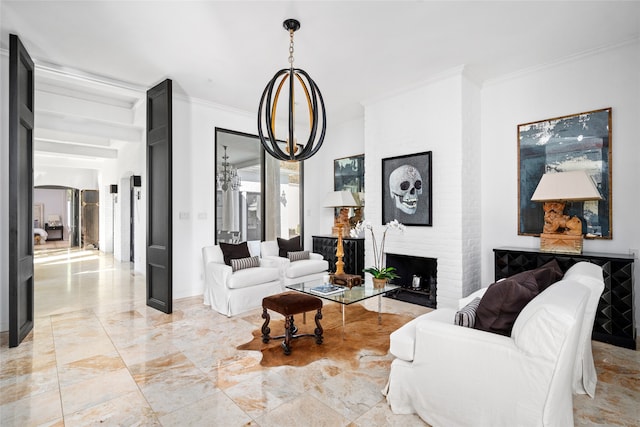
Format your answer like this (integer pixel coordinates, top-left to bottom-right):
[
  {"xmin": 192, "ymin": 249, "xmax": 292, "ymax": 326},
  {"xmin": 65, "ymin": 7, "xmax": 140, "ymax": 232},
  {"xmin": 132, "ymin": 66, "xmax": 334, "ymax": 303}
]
[{"xmin": 2, "ymin": 1, "xmax": 639, "ymax": 169}]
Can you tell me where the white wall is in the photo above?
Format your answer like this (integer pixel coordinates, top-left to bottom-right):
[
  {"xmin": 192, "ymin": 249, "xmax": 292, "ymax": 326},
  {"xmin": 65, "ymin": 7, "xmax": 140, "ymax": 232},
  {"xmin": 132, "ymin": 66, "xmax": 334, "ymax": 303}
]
[
  {"xmin": 172, "ymin": 96, "xmax": 260, "ymax": 299},
  {"xmin": 303, "ymin": 116, "xmax": 365, "ymax": 250},
  {"xmin": 362, "ymin": 71, "xmax": 482, "ymax": 309},
  {"xmin": 481, "ymin": 41, "xmax": 640, "ymax": 327},
  {"xmin": 111, "ymin": 138, "xmax": 146, "ymax": 272}
]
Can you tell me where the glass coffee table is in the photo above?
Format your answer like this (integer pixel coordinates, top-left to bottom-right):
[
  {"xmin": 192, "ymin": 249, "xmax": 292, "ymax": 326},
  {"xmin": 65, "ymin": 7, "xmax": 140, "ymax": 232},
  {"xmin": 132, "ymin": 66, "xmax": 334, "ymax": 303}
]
[{"xmin": 286, "ymin": 279, "xmax": 400, "ymax": 327}]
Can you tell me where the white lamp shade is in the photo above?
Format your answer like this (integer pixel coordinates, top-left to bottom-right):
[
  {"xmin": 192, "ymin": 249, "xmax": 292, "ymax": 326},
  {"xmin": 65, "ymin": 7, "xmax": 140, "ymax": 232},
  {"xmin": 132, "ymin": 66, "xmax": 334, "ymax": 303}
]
[
  {"xmin": 323, "ymin": 190, "xmax": 358, "ymax": 207},
  {"xmin": 531, "ymin": 171, "xmax": 602, "ymax": 202}
]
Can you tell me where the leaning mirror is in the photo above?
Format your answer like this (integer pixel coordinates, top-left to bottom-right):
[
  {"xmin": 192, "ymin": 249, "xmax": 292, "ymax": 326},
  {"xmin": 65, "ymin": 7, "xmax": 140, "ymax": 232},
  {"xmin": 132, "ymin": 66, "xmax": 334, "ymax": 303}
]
[
  {"xmin": 215, "ymin": 129, "xmax": 264, "ymax": 244},
  {"xmin": 215, "ymin": 128, "xmax": 303, "ymax": 246},
  {"xmin": 265, "ymin": 154, "xmax": 302, "ymax": 241}
]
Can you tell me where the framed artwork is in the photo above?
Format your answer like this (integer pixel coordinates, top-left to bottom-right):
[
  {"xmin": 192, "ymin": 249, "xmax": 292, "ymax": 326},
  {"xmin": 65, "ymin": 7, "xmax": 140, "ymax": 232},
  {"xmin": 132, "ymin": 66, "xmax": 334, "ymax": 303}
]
[
  {"xmin": 382, "ymin": 151, "xmax": 432, "ymax": 226},
  {"xmin": 518, "ymin": 108, "xmax": 612, "ymax": 238},
  {"xmin": 334, "ymin": 154, "xmax": 364, "ymax": 193},
  {"xmin": 334, "ymin": 154, "xmax": 365, "ymax": 225}
]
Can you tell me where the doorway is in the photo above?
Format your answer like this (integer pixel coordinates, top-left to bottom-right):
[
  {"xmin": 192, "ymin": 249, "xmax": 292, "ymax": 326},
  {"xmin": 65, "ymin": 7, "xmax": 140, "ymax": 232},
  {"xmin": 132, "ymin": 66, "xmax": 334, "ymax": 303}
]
[{"xmin": 33, "ymin": 186, "xmax": 81, "ymax": 250}]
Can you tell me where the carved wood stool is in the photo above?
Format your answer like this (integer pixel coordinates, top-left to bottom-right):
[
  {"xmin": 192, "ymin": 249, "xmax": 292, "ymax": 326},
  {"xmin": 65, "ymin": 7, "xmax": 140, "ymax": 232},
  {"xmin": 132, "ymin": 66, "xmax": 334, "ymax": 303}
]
[{"xmin": 261, "ymin": 291, "xmax": 323, "ymax": 356}]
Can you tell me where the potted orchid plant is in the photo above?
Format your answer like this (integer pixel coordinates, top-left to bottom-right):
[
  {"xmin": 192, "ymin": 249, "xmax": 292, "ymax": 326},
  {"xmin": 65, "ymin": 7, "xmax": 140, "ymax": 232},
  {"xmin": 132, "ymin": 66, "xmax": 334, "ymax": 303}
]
[{"xmin": 351, "ymin": 219, "xmax": 406, "ymax": 288}]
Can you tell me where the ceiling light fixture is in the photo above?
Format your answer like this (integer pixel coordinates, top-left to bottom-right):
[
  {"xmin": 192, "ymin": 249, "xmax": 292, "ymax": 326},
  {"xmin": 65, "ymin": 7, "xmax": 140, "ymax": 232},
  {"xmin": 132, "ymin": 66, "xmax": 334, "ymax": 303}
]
[
  {"xmin": 257, "ymin": 18, "xmax": 326, "ymax": 162},
  {"xmin": 217, "ymin": 145, "xmax": 241, "ymax": 191}
]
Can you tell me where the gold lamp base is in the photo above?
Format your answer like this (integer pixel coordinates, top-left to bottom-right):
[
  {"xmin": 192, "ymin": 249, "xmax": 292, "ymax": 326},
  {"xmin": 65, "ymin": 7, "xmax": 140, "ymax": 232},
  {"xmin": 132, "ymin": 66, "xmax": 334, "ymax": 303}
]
[
  {"xmin": 335, "ymin": 224, "xmax": 345, "ymax": 275},
  {"xmin": 539, "ymin": 233, "xmax": 583, "ymax": 254}
]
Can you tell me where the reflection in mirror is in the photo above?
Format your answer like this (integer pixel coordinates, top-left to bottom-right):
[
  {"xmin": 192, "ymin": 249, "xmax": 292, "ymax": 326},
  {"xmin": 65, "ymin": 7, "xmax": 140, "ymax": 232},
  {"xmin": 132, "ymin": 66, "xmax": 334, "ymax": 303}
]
[
  {"xmin": 215, "ymin": 129, "xmax": 303, "ymax": 246},
  {"xmin": 265, "ymin": 155, "xmax": 301, "ymax": 240},
  {"xmin": 216, "ymin": 129, "xmax": 263, "ymax": 244}
]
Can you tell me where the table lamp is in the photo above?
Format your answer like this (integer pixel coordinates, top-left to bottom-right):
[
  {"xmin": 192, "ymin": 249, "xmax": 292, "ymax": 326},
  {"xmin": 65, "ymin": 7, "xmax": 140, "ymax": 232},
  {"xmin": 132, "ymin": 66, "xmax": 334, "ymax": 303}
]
[
  {"xmin": 323, "ymin": 190, "xmax": 358, "ymax": 274},
  {"xmin": 531, "ymin": 170, "xmax": 602, "ymax": 254}
]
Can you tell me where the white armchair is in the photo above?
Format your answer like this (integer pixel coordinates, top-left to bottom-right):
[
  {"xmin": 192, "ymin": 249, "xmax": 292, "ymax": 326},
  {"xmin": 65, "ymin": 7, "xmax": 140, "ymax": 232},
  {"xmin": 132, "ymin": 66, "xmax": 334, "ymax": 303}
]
[
  {"xmin": 562, "ymin": 262, "xmax": 605, "ymax": 397},
  {"xmin": 202, "ymin": 245, "xmax": 282, "ymax": 317},
  {"xmin": 260, "ymin": 240, "xmax": 329, "ymax": 286},
  {"xmin": 454, "ymin": 261, "xmax": 604, "ymax": 397},
  {"xmin": 384, "ymin": 276, "xmax": 592, "ymax": 427}
]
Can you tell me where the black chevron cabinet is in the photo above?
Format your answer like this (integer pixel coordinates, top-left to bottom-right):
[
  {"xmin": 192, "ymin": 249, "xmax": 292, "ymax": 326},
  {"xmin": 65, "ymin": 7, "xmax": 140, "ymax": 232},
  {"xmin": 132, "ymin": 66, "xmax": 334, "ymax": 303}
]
[
  {"xmin": 494, "ymin": 247, "xmax": 636, "ymax": 350},
  {"xmin": 313, "ymin": 236, "xmax": 365, "ymax": 277}
]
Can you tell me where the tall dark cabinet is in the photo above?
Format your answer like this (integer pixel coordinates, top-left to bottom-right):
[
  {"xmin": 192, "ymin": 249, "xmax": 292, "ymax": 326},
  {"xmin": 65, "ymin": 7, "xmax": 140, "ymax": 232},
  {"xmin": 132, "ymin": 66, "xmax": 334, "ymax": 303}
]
[
  {"xmin": 313, "ymin": 235, "xmax": 364, "ymax": 277},
  {"xmin": 494, "ymin": 247, "xmax": 636, "ymax": 350}
]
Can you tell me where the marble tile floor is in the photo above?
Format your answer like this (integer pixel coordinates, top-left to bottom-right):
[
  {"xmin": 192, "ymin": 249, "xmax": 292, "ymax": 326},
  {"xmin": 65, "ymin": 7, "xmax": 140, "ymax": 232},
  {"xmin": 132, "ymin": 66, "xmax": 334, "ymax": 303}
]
[{"xmin": 1, "ymin": 248, "xmax": 638, "ymax": 426}]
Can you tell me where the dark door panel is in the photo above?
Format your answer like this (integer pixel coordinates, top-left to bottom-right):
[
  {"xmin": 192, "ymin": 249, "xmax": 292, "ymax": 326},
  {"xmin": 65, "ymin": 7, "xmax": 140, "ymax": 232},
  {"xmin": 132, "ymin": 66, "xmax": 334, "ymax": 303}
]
[
  {"xmin": 146, "ymin": 79, "xmax": 172, "ymax": 313},
  {"xmin": 9, "ymin": 34, "xmax": 35, "ymax": 347}
]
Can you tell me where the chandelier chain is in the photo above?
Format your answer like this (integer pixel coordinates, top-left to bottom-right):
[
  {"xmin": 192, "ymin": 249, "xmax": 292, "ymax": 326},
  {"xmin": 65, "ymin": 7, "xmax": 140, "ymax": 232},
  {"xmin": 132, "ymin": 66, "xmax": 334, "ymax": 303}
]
[{"xmin": 288, "ymin": 29, "xmax": 295, "ymax": 67}]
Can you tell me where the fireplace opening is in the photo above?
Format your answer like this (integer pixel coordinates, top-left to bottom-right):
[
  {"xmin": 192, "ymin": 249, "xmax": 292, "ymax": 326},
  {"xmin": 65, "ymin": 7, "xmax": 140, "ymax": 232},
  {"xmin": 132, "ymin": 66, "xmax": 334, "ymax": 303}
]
[{"xmin": 384, "ymin": 253, "xmax": 437, "ymax": 308}]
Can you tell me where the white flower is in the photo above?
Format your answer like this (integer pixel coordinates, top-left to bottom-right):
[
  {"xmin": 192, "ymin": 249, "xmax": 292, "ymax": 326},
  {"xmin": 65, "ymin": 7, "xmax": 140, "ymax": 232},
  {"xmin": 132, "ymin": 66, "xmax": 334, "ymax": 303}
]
[{"xmin": 363, "ymin": 219, "xmax": 405, "ymax": 271}]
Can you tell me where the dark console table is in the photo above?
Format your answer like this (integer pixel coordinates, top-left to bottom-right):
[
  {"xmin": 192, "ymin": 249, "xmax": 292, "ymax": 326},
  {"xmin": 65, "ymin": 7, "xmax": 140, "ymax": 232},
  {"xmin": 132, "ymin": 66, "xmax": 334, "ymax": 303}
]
[
  {"xmin": 45, "ymin": 224, "xmax": 63, "ymax": 241},
  {"xmin": 494, "ymin": 247, "xmax": 636, "ymax": 349},
  {"xmin": 312, "ymin": 235, "xmax": 364, "ymax": 277}
]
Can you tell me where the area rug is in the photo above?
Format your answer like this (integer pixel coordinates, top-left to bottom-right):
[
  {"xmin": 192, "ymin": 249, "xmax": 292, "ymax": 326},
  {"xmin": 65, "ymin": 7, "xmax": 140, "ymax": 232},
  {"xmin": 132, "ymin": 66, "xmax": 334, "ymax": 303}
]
[{"xmin": 237, "ymin": 304, "xmax": 412, "ymax": 367}]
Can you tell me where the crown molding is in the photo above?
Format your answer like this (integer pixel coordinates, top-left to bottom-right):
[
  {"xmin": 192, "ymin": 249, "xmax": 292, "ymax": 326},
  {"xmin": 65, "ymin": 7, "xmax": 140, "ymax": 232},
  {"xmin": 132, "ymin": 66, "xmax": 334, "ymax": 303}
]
[
  {"xmin": 484, "ymin": 37, "xmax": 640, "ymax": 88},
  {"xmin": 361, "ymin": 65, "xmax": 467, "ymax": 108}
]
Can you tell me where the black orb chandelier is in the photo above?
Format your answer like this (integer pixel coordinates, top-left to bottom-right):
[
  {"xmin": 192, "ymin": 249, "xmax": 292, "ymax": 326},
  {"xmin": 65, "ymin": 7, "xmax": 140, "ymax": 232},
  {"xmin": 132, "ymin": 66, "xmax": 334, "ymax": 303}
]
[{"xmin": 257, "ymin": 19, "xmax": 326, "ymax": 161}]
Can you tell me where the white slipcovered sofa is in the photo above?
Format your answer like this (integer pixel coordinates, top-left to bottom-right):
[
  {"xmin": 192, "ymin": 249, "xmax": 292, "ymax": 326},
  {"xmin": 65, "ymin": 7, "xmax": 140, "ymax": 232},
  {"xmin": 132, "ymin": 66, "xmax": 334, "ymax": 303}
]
[
  {"xmin": 202, "ymin": 245, "xmax": 282, "ymax": 317},
  {"xmin": 260, "ymin": 240, "xmax": 328, "ymax": 286},
  {"xmin": 384, "ymin": 261, "xmax": 604, "ymax": 427}
]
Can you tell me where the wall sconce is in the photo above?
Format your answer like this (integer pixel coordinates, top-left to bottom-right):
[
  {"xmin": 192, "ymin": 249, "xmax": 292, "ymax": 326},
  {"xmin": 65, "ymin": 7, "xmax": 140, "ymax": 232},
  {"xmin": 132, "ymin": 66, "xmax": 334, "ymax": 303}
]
[
  {"xmin": 531, "ymin": 170, "xmax": 602, "ymax": 254},
  {"xmin": 132, "ymin": 175, "xmax": 142, "ymax": 200}
]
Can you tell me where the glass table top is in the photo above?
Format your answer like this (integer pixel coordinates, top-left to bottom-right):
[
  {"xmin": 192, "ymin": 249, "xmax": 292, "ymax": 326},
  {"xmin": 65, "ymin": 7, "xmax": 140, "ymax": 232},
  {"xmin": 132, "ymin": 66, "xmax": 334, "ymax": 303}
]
[{"xmin": 286, "ymin": 279, "xmax": 399, "ymax": 305}]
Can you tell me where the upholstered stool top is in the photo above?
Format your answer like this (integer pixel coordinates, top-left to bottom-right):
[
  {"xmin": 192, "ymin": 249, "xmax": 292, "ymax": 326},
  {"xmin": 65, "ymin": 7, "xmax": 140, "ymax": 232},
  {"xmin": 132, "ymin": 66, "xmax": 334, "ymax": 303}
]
[{"xmin": 262, "ymin": 291, "xmax": 322, "ymax": 315}]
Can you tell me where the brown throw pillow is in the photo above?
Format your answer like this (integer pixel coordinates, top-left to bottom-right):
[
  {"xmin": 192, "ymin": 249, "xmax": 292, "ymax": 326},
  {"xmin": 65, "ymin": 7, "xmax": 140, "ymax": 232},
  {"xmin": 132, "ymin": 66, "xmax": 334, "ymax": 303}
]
[
  {"xmin": 531, "ymin": 259, "xmax": 564, "ymax": 292},
  {"xmin": 508, "ymin": 260, "xmax": 564, "ymax": 292},
  {"xmin": 474, "ymin": 271, "xmax": 539, "ymax": 336},
  {"xmin": 219, "ymin": 242, "xmax": 251, "ymax": 266},
  {"xmin": 277, "ymin": 236, "xmax": 302, "ymax": 258}
]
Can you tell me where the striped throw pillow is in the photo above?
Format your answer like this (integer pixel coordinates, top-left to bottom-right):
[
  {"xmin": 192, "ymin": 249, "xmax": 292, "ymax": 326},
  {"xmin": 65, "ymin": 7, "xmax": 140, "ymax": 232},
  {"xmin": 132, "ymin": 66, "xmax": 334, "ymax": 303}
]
[
  {"xmin": 231, "ymin": 256, "xmax": 260, "ymax": 272},
  {"xmin": 455, "ymin": 297, "xmax": 481, "ymax": 328},
  {"xmin": 288, "ymin": 250, "xmax": 310, "ymax": 262}
]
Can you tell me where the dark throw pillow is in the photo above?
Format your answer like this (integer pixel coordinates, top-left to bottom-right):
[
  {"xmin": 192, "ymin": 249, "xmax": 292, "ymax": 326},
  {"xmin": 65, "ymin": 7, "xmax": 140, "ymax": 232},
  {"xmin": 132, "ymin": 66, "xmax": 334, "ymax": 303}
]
[
  {"xmin": 277, "ymin": 236, "xmax": 302, "ymax": 258},
  {"xmin": 219, "ymin": 242, "xmax": 251, "ymax": 266},
  {"xmin": 474, "ymin": 271, "xmax": 539, "ymax": 336},
  {"xmin": 531, "ymin": 259, "xmax": 564, "ymax": 292},
  {"xmin": 231, "ymin": 256, "xmax": 260, "ymax": 272},
  {"xmin": 455, "ymin": 297, "xmax": 481, "ymax": 328},
  {"xmin": 288, "ymin": 250, "xmax": 310, "ymax": 262}
]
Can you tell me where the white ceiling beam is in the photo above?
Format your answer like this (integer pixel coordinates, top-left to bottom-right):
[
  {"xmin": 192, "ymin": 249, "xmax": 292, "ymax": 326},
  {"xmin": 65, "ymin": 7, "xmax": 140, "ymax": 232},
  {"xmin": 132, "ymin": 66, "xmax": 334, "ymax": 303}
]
[
  {"xmin": 34, "ymin": 154, "xmax": 106, "ymax": 169},
  {"xmin": 36, "ymin": 89, "xmax": 135, "ymax": 124},
  {"xmin": 34, "ymin": 128, "xmax": 112, "ymax": 147},
  {"xmin": 35, "ymin": 140, "xmax": 118, "ymax": 159},
  {"xmin": 34, "ymin": 60, "xmax": 146, "ymax": 103},
  {"xmin": 36, "ymin": 111, "xmax": 143, "ymax": 143}
]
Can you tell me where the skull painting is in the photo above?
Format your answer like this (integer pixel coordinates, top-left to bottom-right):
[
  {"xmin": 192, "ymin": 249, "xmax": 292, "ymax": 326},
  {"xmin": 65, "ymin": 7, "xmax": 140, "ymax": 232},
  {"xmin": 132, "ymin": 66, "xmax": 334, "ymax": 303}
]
[{"xmin": 389, "ymin": 165, "xmax": 422, "ymax": 214}]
